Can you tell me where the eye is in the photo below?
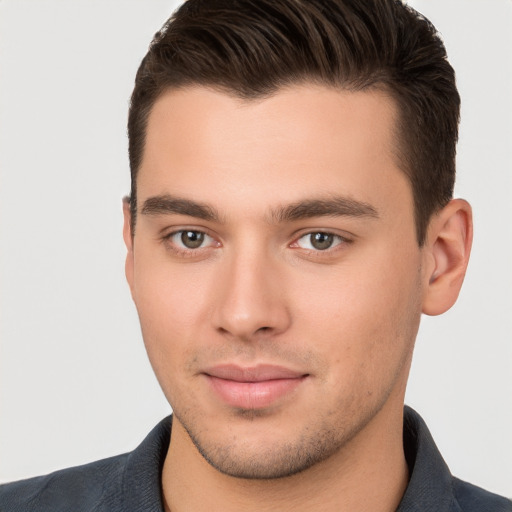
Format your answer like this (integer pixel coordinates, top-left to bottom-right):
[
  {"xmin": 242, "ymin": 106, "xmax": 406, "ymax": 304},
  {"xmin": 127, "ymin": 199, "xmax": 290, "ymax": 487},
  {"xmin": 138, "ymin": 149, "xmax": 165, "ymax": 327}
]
[
  {"xmin": 295, "ymin": 232, "xmax": 344, "ymax": 251},
  {"xmin": 168, "ymin": 230, "xmax": 214, "ymax": 250}
]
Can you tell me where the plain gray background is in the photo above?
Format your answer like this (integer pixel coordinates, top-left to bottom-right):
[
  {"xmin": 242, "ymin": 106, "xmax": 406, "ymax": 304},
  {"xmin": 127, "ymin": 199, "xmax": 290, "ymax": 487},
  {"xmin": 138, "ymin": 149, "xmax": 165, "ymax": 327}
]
[{"xmin": 1, "ymin": 0, "xmax": 511, "ymax": 497}]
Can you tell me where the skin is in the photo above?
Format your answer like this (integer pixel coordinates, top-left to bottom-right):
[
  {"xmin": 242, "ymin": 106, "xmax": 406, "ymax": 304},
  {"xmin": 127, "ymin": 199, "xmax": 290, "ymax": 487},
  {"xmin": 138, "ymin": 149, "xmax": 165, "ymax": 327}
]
[{"xmin": 123, "ymin": 84, "xmax": 472, "ymax": 511}]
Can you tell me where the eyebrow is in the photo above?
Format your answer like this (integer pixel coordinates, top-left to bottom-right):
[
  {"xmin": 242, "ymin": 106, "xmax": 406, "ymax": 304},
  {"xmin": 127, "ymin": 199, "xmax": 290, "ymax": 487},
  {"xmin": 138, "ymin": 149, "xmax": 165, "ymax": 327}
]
[
  {"xmin": 270, "ymin": 196, "xmax": 379, "ymax": 223},
  {"xmin": 141, "ymin": 195, "xmax": 221, "ymax": 222},
  {"xmin": 140, "ymin": 194, "xmax": 379, "ymax": 224}
]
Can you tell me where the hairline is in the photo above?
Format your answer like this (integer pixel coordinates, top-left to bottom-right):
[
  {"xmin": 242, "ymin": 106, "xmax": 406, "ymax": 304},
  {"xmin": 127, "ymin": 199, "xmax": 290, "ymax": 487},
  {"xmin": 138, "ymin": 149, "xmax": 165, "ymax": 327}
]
[{"xmin": 129, "ymin": 79, "xmax": 433, "ymax": 246}]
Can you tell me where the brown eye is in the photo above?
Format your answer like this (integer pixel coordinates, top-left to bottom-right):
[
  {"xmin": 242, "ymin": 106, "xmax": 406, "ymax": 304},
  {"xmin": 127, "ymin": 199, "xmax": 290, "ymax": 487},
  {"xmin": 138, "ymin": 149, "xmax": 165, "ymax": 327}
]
[
  {"xmin": 296, "ymin": 232, "xmax": 344, "ymax": 251},
  {"xmin": 165, "ymin": 230, "xmax": 218, "ymax": 256},
  {"xmin": 180, "ymin": 230, "xmax": 205, "ymax": 249},
  {"xmin": 310, "ymin": 232, "xmax": 334, "ymax": 250}
]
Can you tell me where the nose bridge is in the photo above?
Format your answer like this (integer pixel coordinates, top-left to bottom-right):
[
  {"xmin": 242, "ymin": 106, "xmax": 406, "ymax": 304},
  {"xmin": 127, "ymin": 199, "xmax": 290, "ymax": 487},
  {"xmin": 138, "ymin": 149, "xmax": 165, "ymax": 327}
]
[{"xmin": 212, "ymin": 241, "xmax": 290, "ymax": 339}]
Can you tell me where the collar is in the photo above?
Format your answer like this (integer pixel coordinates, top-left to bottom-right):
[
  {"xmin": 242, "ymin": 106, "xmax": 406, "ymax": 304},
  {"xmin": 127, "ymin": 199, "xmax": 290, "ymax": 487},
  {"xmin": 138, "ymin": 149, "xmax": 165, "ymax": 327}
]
[
  {"xmin": 397, "ymin": 406, "xmax": 456, "ymax": 511},
  {"xmin": 119, "ymin": 407, "xmax": 456, "ymax": 512}
]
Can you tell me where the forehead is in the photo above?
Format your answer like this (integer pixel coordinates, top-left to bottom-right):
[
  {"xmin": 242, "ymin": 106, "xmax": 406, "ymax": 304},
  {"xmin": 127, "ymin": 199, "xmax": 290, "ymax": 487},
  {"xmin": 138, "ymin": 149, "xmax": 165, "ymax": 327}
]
[{"xmin": 137, "ymin": 84, "xmax": 411, "ymax": 220}]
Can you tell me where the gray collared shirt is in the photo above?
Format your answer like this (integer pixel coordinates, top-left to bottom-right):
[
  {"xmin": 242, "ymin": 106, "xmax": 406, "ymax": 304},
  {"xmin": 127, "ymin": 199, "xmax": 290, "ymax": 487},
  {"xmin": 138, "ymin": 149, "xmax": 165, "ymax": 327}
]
[{"xmin": 1, "ymin": 407, "xmax": 511, "ymax": 511}]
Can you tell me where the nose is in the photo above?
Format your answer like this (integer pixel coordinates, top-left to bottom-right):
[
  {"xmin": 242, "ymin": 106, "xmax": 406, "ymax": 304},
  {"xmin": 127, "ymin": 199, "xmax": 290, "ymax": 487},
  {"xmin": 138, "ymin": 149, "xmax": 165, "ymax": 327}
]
[{"xmin": 211, "ymin": 248, "xmax": 291, "ymax": 340}]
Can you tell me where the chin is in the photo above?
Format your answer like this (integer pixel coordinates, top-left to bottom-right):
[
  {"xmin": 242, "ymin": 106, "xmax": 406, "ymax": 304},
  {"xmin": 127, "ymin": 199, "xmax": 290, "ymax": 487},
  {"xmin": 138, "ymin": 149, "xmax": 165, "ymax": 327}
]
[{"xmin": 173, "ymin": 399, "xmax": 377, "ymax": 480}]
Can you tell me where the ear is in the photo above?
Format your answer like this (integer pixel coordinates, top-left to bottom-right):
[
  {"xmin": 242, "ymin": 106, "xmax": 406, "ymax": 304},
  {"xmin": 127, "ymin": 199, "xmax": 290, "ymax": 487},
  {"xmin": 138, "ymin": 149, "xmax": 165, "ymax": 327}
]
[
  {"xmin": 122, "ymin": 197, "xmax": 135, "ymax": 297},
  {"xmin": 422, "ymin": 199, "xmax": 473, "ymax": 316}
]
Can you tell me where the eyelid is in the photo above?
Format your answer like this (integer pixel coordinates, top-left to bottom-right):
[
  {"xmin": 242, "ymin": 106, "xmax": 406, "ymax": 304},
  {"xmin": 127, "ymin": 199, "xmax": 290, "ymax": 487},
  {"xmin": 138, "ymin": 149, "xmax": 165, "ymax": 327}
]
[
  {"xmin": 289, "ymin": 229, "xmax": 353, "ymax": 252},
  {"xmin": 291, "ymin": 228, "xmax": 352, "ymax": 242},
  {"xmin": 161, "ymin": 227, "xmax": 221, "ymax": 255},
  {"xmin": 159, "ymin": 225, "xmax": 352, "ymax": 256},
  {"xmin": 160, "ymin": 224, "xmax": 217, "ymax": 240}
]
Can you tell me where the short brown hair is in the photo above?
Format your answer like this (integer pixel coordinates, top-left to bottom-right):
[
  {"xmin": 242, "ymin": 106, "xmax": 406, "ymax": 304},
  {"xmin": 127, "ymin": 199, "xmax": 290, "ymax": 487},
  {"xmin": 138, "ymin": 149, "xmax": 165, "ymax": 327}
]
[{"xmin": 128, "ymin": 0, "xmax": 460, "ymax": 244}]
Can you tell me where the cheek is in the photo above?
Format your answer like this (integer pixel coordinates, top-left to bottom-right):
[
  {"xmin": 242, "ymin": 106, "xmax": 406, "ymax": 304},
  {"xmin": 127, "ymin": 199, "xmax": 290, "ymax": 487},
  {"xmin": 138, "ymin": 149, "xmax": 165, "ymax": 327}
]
[
  {"xmin": 131, "ymin": 258, "xmax": 213, "ymax": 383},
  {"xmin": 291, "ymin": 248, "xmax": 422, "ymax": 385},
  {"xmin": 133, "ymin": 249, "xmax": 212, "ymax": 328}
]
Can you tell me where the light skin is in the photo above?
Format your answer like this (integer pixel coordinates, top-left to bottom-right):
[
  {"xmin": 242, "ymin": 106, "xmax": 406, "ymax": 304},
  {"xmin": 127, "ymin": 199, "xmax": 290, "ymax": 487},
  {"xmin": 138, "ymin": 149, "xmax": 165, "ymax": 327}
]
[{"xmin": 123, "ymin": 84, "xmax": 472, "ymax": 511}]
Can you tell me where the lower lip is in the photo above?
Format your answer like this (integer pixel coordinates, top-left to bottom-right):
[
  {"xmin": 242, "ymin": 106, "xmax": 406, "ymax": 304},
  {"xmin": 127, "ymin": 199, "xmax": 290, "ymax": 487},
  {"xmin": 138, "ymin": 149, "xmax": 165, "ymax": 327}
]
[{"xmin": 206, "ymin": 375, "xmax": 306, "ymax": 410}]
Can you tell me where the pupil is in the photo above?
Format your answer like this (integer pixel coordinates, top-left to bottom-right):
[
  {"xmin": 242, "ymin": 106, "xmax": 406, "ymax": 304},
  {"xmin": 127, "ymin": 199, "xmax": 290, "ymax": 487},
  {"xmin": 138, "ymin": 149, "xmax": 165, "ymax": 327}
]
[
  {"xmin": 181, "ymin": 231, "xmax": 204, "ymax": 249},
  {"xmin": 311, "ymin": 232, "xmax": 333, "ymax": 250}
]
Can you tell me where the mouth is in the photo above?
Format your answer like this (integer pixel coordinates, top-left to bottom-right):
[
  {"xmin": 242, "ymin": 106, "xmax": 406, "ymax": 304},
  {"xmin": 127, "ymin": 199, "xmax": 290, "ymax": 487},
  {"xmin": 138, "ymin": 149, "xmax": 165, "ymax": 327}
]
[{"xmin": 203, "ymin": 364, "xmax": 309, "ymax": 410}]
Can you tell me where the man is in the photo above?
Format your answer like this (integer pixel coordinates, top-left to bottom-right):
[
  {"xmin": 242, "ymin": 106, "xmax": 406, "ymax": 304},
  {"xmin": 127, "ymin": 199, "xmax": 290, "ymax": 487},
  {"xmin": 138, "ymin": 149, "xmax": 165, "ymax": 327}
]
[{"xmin": 1, "ymin": 0, "xmax": 510, "ymax": 510}]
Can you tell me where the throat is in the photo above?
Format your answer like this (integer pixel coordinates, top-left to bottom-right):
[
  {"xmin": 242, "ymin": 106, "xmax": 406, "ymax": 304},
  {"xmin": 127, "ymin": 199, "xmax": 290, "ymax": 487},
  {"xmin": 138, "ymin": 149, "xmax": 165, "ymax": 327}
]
[{"xmin": 161, "ymin": 412, "xmax": 409, "ymax": 512}]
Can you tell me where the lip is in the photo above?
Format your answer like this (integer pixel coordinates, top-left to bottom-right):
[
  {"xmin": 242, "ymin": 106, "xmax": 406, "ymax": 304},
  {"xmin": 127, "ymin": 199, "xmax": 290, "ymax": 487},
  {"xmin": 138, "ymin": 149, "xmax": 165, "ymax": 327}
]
[{"xmin": 203, "ymin": 364, "xmax": 308, "ymax": 410}]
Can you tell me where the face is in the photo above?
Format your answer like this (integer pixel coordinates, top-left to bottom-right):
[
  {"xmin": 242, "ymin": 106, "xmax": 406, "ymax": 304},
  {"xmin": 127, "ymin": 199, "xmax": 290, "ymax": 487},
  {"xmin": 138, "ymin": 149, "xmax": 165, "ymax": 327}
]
[{"xmin": 125, "ymin": 84, "xmax": 429, "ymax": 479}]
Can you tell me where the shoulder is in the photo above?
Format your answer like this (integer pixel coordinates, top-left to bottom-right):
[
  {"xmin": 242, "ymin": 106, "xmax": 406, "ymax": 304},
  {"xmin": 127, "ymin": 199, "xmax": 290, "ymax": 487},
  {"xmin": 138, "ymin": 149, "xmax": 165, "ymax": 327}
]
[
  {"xmin": 452, "ymin": 478, "xmax": 512, "ymax": 512},
  {"xmin": 0, "ymin": 416, "xmax": 172, "ymax": 512},
  {"xmin": 0, "ymin": 452, "xmax": 130, "ymax": 512},
  {"xmin": 400, "ymin": 407, "xmax": 512, "ymax": 512}
]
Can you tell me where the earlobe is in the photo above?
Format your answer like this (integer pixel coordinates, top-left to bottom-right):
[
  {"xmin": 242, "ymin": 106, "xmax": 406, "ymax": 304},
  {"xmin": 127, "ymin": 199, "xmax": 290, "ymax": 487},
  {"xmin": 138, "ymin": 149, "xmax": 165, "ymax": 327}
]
[
  {"xmin": 122, "ymin": 198, "xmax": 135, "ymax": 297},
  {"xmin": 422, "ymin": 199, "xmax": 473, "ymax": 316}
]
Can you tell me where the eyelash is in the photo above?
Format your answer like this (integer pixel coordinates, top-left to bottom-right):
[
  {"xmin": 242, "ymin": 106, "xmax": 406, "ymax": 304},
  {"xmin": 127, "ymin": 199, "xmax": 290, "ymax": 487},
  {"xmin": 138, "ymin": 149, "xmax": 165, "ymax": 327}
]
[
  {"xmin": 162, "ymin": 229, "xmax": 219, "ymax": 257},
  {"xmin": 161, "ymin": 229, "xmax": 351, "ymax": 257},
  {"xmin": 291, "ymin": 232, "xmax": 349, "ymax": 252}
]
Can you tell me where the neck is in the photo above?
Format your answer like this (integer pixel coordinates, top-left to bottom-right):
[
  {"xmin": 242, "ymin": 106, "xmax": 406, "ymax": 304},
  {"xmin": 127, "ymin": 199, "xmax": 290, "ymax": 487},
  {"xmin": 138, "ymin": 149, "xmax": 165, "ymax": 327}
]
[{"xmin": 162, "ymin": 402, "xmax": 409, "ymax": 512}]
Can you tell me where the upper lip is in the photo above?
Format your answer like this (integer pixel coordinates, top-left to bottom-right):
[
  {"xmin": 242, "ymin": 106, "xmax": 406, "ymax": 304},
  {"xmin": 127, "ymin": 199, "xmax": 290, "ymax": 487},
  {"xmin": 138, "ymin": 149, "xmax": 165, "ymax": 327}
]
[{"xmin": 204, "ymin": 364, "xmax": 307, "ymax": 382}]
